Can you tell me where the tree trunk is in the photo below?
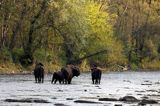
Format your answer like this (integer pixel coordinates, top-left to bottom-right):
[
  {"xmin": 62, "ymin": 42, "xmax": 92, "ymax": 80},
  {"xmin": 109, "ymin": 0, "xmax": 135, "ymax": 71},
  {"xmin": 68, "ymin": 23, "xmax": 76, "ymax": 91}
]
[
  {"xmin": 20, "ymin": 0, "xmax": 47, "ymax": 66},
  {"xmin": 9, "ymin": 2, "xmax": 27, "ymax": 51},
  {"xmin": 8, "ymin": 2, "xmax": 28, "ymax": 62},
  {"xmin": 0, "ymin": 7, "xmax": 9, "ymax": 49}
]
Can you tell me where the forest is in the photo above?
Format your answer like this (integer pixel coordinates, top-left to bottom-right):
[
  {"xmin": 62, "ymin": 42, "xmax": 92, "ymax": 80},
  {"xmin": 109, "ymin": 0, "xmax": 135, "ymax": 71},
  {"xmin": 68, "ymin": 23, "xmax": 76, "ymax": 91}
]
[{"xmin": 0, "ymin": 0, "xmax": 160, "ymax": 73}]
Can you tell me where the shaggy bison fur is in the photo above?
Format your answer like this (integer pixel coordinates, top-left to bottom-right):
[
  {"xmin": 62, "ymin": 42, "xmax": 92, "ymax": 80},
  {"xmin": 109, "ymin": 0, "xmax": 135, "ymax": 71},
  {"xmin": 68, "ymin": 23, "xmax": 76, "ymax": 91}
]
[
  {"xmin": 34, "ymin": 63, "xmax": 44, "ymax": 83},
  {"xmin": 91, "ymin": 65, "xmax": 102, "ymax": 84},
  {"xmin": 51, "ymin": 71, "xmax": 64, "ymax": 84},
  {"xmin": 61, "ymin": 64, "xmax": 80, "ymax": 84}
]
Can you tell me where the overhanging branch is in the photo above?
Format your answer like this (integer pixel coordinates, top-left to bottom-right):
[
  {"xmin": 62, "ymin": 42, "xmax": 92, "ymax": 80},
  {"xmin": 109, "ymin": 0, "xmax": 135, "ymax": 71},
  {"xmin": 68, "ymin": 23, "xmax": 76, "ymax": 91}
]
[{"xmin": 70, "ymin": 49, "xmax": 109, "ymax": 64}]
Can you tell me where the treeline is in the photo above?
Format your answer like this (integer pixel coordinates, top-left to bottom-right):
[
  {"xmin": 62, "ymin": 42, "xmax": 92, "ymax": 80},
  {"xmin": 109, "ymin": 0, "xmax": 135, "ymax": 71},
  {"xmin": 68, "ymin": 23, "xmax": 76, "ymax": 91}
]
[
  {"xmin": 0, "ymin": 0, "xmax": 160, "ymax": 72},
  {"xmin": 109, "ymin": 0, "xmax": 160, "ymax": 69}
]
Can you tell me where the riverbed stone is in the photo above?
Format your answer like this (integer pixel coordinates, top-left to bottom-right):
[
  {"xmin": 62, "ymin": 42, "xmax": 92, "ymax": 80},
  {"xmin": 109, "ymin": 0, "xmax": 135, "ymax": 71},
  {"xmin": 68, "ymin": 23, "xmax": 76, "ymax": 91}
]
[
  {"xmin": 146, "ymin": 89, "xmax": 158, "ymax": 92},
  {"xmin": 99, "ymin": 98, "xmax": 118, "ymax": 101},
  {"xmin": 119, "ymin": 96, "xmax": 139, "ymax": 102},
  {"xmin": 114, "ymin": 104, "xmax": 122, "ymax": 106},
  {"xmin": 138, "ymin": 99, "xmax": 158, "ymax": 105},
  {"xmin": 141, "ymin": 83, "xmax": 152, "ymax": 85},
  {"xmin": 84, "ymin": 89, "xmax": 87, "ymax": 92},
  {"xmin": 52, "ymin": 97, "xmax": 57, "ymax": 99},
  {"xmin": 74, "ymin": 100, "xmax": 102, "ymax": 104},
  {"xmin": 57, "ymin": 90, "xmax": 63, "ymax": 92},
  {"xmin": 54, "ymin": 103, "xmax": 69, "ymax": 106},
  {"xmin": 5, "ymin": 98, "xmax": 50, "ymax": 103},
  {"xmin": 141, "ymin": 96, "xmax": 149, "ymax": 99},
  {"xmin": 155, "ymin": 81, "xmax": 160, "ymax": 84},
  {"xmin": 66, "ymin": 98, "xmax": 74, "ymax": 100}
]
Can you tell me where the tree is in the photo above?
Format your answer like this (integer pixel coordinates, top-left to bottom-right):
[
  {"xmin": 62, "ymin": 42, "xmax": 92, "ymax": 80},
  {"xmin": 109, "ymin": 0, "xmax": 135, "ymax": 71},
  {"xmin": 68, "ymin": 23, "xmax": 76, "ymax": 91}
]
[
  {"xmin": 108, "ymin": 0, "xmax": 160, "ymax": 68},
  {"xmin": 48, "ymin": 0, "xmax": 120, "ymax": 66}
]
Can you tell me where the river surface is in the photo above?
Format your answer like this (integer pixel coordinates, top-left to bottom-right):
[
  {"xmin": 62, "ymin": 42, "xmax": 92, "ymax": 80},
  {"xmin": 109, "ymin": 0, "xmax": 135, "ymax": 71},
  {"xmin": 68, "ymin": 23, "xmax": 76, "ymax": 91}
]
[{"xmin": 0, "ymin": 71, "xmax": 160, "ymax": 106}]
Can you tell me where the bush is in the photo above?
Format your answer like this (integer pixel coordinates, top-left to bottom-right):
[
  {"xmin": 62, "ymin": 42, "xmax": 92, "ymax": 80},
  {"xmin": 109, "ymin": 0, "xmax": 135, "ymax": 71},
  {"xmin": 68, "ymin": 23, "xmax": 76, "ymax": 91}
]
[
  {"xmin": 12, "ymin": 48, "xmax": 24, "ymax": 63},
  {"xmin": 34, "ymin": 49, "xmax": 55, "ymax": 63},
  {"xmin": 141, "ymin": 58, "xmax": 160, "ymax": 70},
  {"xmin": 130, "ymin": 63, "xmax": 138, "ymax": 70},
  {"xmin": 34, "ymin": 49, "xmax": 47, "ymax": 62},
  {"xmin": 0, "ymin": 48, "xmax": 12, "ymax": 62}
]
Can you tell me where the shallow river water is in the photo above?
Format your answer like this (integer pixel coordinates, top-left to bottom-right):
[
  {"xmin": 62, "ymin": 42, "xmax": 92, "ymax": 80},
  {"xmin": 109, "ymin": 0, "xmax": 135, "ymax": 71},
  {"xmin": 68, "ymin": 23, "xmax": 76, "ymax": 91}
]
[{"xmin": 0, "ymin": 71, "xmax": 160, "ymax": 106}]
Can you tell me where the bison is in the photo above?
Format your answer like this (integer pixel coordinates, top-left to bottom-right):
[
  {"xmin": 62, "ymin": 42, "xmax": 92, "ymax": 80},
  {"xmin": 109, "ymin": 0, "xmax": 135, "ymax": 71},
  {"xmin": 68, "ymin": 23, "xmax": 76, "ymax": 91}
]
[
  {"xmin": 91, "ymin": 65, "xmax": 102, "ymax": 84},
  {"xmin": 61, "ymin": 64, "xmax": 80, "ymax": 84},
  {"xmin": 51, "ymin": 71, "xmax": 64, "ymax": 84},
  {"xmin": 34, "ymin": 63, "xmax": 44, "ymax": 83}
]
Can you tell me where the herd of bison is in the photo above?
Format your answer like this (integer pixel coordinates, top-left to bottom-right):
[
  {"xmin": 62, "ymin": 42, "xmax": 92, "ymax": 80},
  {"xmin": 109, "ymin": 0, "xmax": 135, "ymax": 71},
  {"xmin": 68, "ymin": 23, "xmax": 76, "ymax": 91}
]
[{"xmin": 34, "ymin": 63, "xmax": 102, "ymax": 84}]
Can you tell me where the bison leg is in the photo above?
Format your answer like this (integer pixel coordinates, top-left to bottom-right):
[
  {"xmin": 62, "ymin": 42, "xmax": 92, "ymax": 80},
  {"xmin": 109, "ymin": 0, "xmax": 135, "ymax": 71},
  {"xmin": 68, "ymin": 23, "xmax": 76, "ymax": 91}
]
[
  {"xmin": 68, "ymin": 78, "xmax": 72, "ymax": 84},
  {"xmin": 59, "ymin": 80, "xmax": 63, "ymax": 84},
  {"xmin": 95, "ymin": 79, "xmax": 98, "ymax": 84},
  {"xmin": 64, "ymin": 79, "xmax": 68, "ymax": 84},
  {"xmin": 98, "ymin": 79, "xmax": 100, "ymax": 84},
  {"xmin": 35, "ymin": 77, "xmax": 38, "ymax": 83},
  {"xmin": 41, "ymin": 73, "xmax": 44, "ymax": 83},
  {"xmin": 54, "ymin": 79, "xmax": 58, "ymax": 84},
  {"xmin": 38, "ymin": 77, "xmax": 41, "ymax": 83},
  {"xmin": 34, "ymin": 75, "xmax": 37, "ymax": 83},
  {"xmin": 62, "ymin": 80, "xmax": 64, "ymax": 84},
  {"xmin": 51, "ymin": 74, "xmax": 55, "ymax": 84},
  {"xmin": 92, "ymin": 78, "xmax": 95, "ymax": 84},
  {"xmin": 41, "ymin": 77, "xmax": 44, "ymax": 83},
  {"xmin": 51, "ymin": 78, "xmax": 54, "ymax": 84},
  {"xmin": 60, "ymin": 79, "xmax": 64, "ymax": 84}
]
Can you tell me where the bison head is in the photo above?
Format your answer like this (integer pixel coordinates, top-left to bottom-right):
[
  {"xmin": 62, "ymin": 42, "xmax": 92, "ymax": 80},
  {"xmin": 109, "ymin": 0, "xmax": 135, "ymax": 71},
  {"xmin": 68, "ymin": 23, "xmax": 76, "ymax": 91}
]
[{"xmin": 71, "ymin": 66, "xmax": 80, "ymax": 77}]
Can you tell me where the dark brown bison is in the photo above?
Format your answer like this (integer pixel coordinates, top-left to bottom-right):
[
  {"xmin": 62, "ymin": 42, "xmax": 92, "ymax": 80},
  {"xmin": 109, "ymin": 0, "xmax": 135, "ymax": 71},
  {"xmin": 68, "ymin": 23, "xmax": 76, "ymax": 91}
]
[
  {"xmin": 34, "ymin": 63, "xmax": 44, "ymax": 83},
  {"xmin": 91, "ymin": 65, "xmax": 102, "ymax": 84},
  {"xmin": 61, "ymin": 64, "xmax": 80, "ymax": 84},
  {"xmin": 51, "ymin": 71, "xmax": 64, "ymax": 84}
]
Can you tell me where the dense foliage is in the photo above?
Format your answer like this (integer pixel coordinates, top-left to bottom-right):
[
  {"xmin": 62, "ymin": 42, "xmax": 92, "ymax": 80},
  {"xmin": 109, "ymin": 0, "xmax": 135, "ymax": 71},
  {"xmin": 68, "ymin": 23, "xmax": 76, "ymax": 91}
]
[{"xmin": 0, "ymin": 0, "xmax": 160, "ymax": 72}]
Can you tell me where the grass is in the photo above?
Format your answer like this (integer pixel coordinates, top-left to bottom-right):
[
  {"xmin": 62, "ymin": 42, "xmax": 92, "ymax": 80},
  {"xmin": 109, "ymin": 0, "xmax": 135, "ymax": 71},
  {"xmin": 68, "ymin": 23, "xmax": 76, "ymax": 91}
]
[{"xmin": 0, "ymin": 60, "xmax": 160, "ymax": 75}]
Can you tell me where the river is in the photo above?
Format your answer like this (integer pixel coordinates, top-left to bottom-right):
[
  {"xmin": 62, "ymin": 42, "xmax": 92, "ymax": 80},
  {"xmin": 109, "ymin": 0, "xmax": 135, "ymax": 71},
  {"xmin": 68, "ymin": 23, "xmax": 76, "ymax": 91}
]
[{"xmin": 0, "ymin": 71, "xmax": 160, "ymax": 106}]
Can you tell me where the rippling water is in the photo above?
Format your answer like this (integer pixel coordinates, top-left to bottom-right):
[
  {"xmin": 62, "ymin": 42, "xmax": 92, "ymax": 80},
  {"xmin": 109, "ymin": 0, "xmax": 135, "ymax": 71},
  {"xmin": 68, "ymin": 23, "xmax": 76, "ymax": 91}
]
[{"xmin": 0, "ymin": 71, "xmax": 160, "ymax": 106}]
